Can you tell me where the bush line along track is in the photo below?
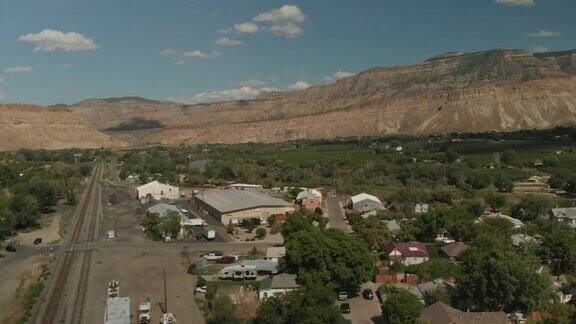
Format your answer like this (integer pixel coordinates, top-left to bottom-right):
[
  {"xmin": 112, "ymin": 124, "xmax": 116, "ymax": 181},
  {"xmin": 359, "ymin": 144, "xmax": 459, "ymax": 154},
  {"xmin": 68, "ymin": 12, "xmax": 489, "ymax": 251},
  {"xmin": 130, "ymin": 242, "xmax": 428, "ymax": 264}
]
[{"xmin": 39, "ymin": 163, "xmax": 103, "ymax": 324}]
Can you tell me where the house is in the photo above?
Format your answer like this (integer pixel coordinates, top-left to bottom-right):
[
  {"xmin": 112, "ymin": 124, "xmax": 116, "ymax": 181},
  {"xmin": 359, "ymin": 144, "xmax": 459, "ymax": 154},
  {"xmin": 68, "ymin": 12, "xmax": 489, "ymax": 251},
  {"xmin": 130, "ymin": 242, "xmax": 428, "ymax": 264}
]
[
  {"xmin": 347, "ymin": 193, "xmax": 384, "ymax": 213},
  {"xmin": 136, "ymin": 181, "xmax": 179, "ymax": 204},
  {"xmin": 147, "ymin": 203, "xmax": 204, "ymax": 238},
  {"xmin": 475, "ymin": 212, "xmax": 524, "ymax": 229},
  {"xmin": 387, "ymin": 279, "xmax": 456, "ymax": 302},
  {"xmin": 265, "ymin": 246, "xmax": 286, "ymax": 262},
  {"xmin": 550, "ymin": 207, "xmax": 576, "ymax": 229},
  {"xmin": 415, "ymin": 203, "xmax": 429, "ymax": 214},
  {"xmin": 440, "ymin": 242, "xmax": 468, "ymax": 261},
  {"xmin": 228, "ymin": 183, "xmax": 263, "ymax": 191},
  {"xmin": 511, "ymin": 233, "xmax": 538, "ymax": 246},
  {"xmin": 258, "ymin": 273, "xmax": 300, "ymax": 299},
  {"xmin": 295, "ymin": 189, "xmax": 323, "ymax": 211},
  {"xmin": 385, "ymin": 242, "xmax": 429, "ymax": 266},
  {"xmin": 417, "ymin": 302, "xmax": 509, "ymax": 324},
  {"xmin": 219, "ymin": 260, "xmax": 279, "ymax": 279},
  {"xmin": 190, "ymin": 189, "xmax": 295, "ymax": 225},
  {"xmin": 382, "ymin": 220, "xmax": 401, "ymax": 233}
]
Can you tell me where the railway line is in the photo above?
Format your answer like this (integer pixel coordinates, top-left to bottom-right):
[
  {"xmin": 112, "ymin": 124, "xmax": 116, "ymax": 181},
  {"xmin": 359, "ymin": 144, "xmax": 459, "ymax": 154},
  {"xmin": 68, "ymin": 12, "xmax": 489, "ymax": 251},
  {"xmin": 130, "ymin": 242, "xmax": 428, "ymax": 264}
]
[{"xmin": 33, "ymin": 163, "xmax": 104, "ymax": 324}]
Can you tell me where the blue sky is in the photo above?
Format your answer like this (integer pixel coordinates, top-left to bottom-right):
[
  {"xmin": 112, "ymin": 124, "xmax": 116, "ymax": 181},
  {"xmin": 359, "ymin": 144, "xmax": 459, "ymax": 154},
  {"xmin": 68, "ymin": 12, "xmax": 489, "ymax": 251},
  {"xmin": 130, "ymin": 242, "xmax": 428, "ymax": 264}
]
[{"xmin": 0, "ymin": 0, "xmax": 574, "ymax": 105}]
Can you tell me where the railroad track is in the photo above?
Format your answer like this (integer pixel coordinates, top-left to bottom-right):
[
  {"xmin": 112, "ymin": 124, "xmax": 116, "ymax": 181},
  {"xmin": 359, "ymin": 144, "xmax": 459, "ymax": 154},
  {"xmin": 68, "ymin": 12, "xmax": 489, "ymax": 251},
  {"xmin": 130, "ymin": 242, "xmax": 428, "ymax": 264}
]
[{"xmin": 39, "ymin": 163, "xmax": 103, "ymax": 324}]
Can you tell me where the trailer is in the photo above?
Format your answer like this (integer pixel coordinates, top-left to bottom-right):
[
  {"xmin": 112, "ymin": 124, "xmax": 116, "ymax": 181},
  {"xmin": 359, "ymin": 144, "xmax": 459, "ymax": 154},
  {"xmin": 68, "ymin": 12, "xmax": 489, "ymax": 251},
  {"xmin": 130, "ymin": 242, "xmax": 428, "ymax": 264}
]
[
  {"xmin": 138, "ymin": 296, "xmax": 151, "ymax": 324},
  {"xmin": 105, "ymin": 297, "xmax": 130, "ymax": 324},
  {"xmin": 203, "ymin": 226, "xmax": 215, "ymax": 240},
  {"xmin": 219, "ymin": 264, "xmax": 257, "ymax": 280}
]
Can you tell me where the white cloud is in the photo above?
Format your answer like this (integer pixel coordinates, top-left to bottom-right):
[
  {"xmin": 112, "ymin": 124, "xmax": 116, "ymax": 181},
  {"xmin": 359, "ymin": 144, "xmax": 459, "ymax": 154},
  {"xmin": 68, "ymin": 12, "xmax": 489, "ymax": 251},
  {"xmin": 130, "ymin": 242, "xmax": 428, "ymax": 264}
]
[
  {"xmin": 254, "ymin": 5, "xmax": 305, "ymax": 23},
  {"xmin": 269, "ymin": 23, "xmax": 302, "ymax": 38},
  {"xmin": 254, "ymin": 5, "xmax": 306, "ymax": 38},
  {"xmin": 324, "ymin": 71, "xmax": 355, "ymax": 82},
  {"xmin": 528, "ymin": 29, "xmax": 562, "ymax": 37},
  {"xmin": 533, "ymin": 46, "xmax": 548, "ymax": 53},
  {"xmin": 6, "ymin": 66, "xmax": 33, "ymax": 73},
  {"xmin": 183, "ymin": 50, "xmax": 210, "ymax": 59},
  {"xmin": 161, "ymin": 48, "xmax": 178, "ymax": 56},
  {"xmin": 214, "ymin": 37, "xmax": 242, "ymax": 46},
  {"xmin": 287, "ymin": 81, "xmax": 310, "ymax": 91},
  {"xmin": 173, "ymin": 60, "xmax": 187, "ymax": 66},
  {"xmin": 18, "ymin": 29, "xmax": 97, "ymax": 52},
  {"xmin": 238, "ymin": 79, "xmax": 267, "ymax": 88},
  {"xmin": 495, "ymin": 0, "xmax": 534, "ymax": 6},
  {"xmin": 170, "ymin": 87, "xmax": 262, "ymax": 104},
  {"xmin": 235, "ymin": 22, "xmax": 259, "ymax": 34}
]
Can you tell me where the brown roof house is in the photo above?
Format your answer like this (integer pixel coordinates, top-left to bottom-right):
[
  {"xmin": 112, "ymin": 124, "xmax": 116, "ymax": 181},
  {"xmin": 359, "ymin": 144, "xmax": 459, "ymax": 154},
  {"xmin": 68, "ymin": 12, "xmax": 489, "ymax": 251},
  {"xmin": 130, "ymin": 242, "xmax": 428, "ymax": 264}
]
[
  {"xmin": 385, "ymin": 242, "xmax": 429, "ymax": 266},
  {"xmin": 440, "ymin": 242, "xmax": 469, "ymax": 262},
  {"xmin": 417, "ymin": 302, "xmax": 509, "ymax": 324}
]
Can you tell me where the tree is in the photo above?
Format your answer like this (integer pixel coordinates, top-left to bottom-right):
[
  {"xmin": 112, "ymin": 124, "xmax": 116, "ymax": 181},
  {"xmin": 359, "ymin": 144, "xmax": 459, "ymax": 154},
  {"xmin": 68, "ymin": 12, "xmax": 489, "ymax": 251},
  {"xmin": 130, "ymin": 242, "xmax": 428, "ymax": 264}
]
[
  {"xmin": 484, "ymin": 192, "xmax": 506, "ymax": 212},
  {"xmin": 511, "ymin": 195, "xmax": 553, "ymax": 222},
  {"xmin": 15, "ymin": 178, "xmax": 58, "ymax": 213},
  {"xmin": 500, "ymin": 150, "xmax": 517, "ymax": 166},
  {"xmin": 79, "ymin": 164, "xmax": 92, "ymax": 177},
  {"xmin": 254, "ymin": 283, "xmax": 346, "ymax": 324},
  {"xmin": 142, "ymin": 213, "xmax": 162, "ymax": 240},
  {"xmin": 457, "ymin": 235, "xmax": 550, "ymax": 312},
  {"xmin": 424, "ymin": 285, "xmax": 452, "ymax": 306},
  {"xmin": 256, "ymin": 227, "xmax": 267, "ymax": 239},
  {"xmin": 207, "ymin": 295, "xmax": 237, "ymax": 324},
  {"xmin": 0, "ymin": 197, "xmax": 15, "ymax": 240},
  {"xmin": 538, "ymin": 221, "xmax": 576, "ymax": 276},
  {"xmin": 380, "ymin": 286, "xmax": 423, "ymax": 324},
  {"xmin": 9, "ymin": 193, "xmax": 40, "ymax": 229},
  {"xmin": 282, "ymin": 210, "xmax": 316, "ymax": 238},
  {"xmin": 285, "ymin": 228, "xmax": 373, "ymax": 291},
  {"xmin": 405, "ymin": 259, "xmax": 461, "ymax": 282},
  {"xmin": 347, "ymin": 214, "xmax": 392, "ymax": 251},
  {"xmin": 159, "ymin": 211, "xmax": 182, "ymax": 239},
  {"xmin": 494, "ymin": 177, "xmax": 514, "ymax": 193}
]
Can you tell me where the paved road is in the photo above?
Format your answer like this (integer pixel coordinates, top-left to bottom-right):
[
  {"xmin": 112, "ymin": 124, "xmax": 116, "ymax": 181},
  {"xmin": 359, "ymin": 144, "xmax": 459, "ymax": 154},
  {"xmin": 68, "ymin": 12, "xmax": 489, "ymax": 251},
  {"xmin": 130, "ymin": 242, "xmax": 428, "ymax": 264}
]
[
  {"xmin": 325, "ymin": 196, "xmax": 353, "ymax": 233},
  {"xmin": 342, "ymin": 282, "xmax": 383, "ymax": 324}
]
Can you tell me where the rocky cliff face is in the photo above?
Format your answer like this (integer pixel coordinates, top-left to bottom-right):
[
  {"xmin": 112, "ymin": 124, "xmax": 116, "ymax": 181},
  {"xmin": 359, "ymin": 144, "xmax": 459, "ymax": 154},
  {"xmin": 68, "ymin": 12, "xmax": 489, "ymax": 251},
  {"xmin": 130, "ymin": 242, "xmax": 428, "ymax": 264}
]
[
  {"xmin": 3, "ymin": 48, "xmax": 575, "ymax": 150},
  {"xmin": 0, "ymin": 104, "xmax": 127, "ymax": 150},
  {"xmin": 66, "ymin": 48, "xmax": 576, "ymax": 146}
]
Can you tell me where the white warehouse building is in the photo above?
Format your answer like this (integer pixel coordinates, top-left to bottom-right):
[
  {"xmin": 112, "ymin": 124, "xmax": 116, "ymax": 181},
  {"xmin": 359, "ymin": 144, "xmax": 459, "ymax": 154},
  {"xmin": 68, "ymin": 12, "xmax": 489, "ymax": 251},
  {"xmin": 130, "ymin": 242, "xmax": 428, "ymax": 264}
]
[{"xmin": 136, "ymin": 181, "xmax": 180, "ymax": 204}]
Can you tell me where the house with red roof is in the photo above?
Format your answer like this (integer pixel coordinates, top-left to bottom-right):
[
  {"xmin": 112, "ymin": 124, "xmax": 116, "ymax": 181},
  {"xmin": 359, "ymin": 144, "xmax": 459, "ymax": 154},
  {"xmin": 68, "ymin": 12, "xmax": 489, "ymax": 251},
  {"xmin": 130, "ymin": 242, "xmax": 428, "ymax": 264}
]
[{"xmin": 384, "ymin": 242, "xmax": 429, "ymax": 266}]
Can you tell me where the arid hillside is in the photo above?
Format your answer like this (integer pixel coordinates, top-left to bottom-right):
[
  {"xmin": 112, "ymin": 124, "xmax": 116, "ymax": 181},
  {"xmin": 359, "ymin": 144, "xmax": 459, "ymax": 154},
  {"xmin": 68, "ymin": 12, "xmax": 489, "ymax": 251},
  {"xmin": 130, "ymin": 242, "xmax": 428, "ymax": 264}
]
[
  {"xmin": 0, "ymin": 104, "xmax": 127, "ymax": 150},
  {"xmin": 2, "ymin": 48, "xmax": 575, "ymax": 150},
  {"xmin": 65, "ymin": 48, "xmax": 576, "ymax": 146}
]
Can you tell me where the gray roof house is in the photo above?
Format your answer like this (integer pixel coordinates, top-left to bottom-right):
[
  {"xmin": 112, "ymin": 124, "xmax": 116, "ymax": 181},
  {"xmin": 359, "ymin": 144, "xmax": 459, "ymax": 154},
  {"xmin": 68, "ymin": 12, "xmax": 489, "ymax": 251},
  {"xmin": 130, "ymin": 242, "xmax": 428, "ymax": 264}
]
[
  {"xmin": 258, "ymin": 273, "xmax": 300, "ymax": 299},
  {"xmin": 347, "ymin": 193, "xmax": 384, "ymax": 213},
  {"xmin": 550, "ymin": 208, "xmax": 576, "ymax": 228}
]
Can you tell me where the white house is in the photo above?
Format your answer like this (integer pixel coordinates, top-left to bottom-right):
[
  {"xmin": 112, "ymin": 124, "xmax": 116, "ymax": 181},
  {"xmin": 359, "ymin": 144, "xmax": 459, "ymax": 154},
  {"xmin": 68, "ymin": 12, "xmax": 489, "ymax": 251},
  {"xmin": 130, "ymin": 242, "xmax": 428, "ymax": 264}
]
[
  {"xmin": 550, "ymin": 208, "xmax": 576, "ymax": 229},
  {"xmin": 258, "ymin": 274, "xmax": 300, "ymax": 299},
  {"xmin": 136, "ymin": 181, "xmax": 179, "ymax": 204},
  {"xmin": 415, "ymin": 203, "xmax": 429, "ymax": 214},
  {"xmin": 347, "ymin": 193, "xmax": 384, "ymax": 213},
  {"xmin": 475, "ymin": 212, "xmax": 524, "ymax": 229}
]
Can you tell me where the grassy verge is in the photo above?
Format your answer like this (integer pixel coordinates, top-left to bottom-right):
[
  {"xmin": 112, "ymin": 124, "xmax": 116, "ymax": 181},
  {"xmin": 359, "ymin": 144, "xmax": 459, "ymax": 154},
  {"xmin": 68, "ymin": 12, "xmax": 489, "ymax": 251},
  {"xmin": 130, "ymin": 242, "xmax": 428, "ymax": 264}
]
[{"xmin": 16, "ymin": 264, "xmax": 50, "ymax": 324}]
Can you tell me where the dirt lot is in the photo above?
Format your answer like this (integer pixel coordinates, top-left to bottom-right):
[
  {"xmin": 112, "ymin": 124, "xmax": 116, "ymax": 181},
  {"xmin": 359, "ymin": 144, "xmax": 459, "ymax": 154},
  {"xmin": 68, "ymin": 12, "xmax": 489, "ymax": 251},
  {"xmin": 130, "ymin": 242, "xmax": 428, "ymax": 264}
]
[{"xmin": 76, "ymin": 183, "xmax": 205, "ymax": 323}]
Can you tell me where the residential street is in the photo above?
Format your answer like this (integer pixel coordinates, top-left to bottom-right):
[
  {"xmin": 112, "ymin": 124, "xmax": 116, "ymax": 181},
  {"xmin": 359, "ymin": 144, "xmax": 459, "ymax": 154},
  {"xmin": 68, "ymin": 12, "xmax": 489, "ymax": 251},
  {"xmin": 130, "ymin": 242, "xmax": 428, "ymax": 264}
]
[
  {"xmin": 342, "ymin": 282, "xmax": 383, "ymax": 324},
  {"xmin": 325, "ymin": 195, "xmax": 353, "ymax": 233}
]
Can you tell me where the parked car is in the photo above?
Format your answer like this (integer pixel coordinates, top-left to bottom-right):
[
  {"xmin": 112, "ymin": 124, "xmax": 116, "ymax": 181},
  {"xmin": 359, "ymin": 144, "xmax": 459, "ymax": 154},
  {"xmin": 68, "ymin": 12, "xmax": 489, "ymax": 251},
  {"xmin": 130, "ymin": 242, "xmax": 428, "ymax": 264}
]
[
  {"xmin": 5, "ymin": 245, "xmax": 16, "ymax": 252},
  {"xmin": 338, "ymin": 291, "xmax": 348, "ymax": 301},
  {"xmin": 195, "ymin": 286, "xmax": 207, "ymax": 293},
  {"xmin": 216, "ymin": 255, "xmax": 239, "ymax": 264},
  {"xmin": 362, "ymin": 289, "xmax": 374, "ymax": 300},
  {"xmin": 201, "ymin": 251, "xmax": 224, "ymax": 261},
  {"xmin": 33, "ymin": 238, "xmax": 42, "ymax": 245},
  {"xmin": 340, "ymin": 303, "xmax": 351, "ymax": 314}
]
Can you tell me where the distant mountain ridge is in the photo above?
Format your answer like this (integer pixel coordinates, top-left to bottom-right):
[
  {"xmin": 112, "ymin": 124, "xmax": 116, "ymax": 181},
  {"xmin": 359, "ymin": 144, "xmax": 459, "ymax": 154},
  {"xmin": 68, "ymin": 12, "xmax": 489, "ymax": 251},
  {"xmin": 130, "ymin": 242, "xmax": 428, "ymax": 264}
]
[{"xmin": 2, "ymin": 48, "xmax": 576, "ymax": 149}]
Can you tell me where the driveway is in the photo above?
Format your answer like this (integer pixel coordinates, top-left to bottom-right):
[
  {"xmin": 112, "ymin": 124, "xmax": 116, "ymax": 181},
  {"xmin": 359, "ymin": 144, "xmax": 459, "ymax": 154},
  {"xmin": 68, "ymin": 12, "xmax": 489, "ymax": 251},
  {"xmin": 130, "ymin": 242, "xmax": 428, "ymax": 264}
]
[
  {"xmin": 341, "ymin": 282, "xmax": 383, "ymax": 324},
  {"xmin": 325, "ymin": 196, "xmax": 353, "ymax": 233}
]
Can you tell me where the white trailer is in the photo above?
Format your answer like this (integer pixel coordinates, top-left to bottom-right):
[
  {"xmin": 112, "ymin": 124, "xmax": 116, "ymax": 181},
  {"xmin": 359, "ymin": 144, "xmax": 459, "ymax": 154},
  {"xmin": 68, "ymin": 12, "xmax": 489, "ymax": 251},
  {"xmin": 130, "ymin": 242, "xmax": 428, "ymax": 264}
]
[
  {"xmin": 219, "ymin": 264, "xmax": 257, "ymax": 280},
  {"xmin": 203, "ymin": 226, "xmax": 215, "ymax": 240},
  {"xmin": 105, "ymin": 297, "xmax": 130, "ymax": 324}
]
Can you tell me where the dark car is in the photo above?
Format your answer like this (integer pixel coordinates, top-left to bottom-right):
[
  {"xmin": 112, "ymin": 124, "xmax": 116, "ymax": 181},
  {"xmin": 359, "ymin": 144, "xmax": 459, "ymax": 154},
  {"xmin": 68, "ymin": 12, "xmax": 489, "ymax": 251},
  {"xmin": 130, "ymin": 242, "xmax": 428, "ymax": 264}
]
[
  {"xmin": 5, "ymin": 245, "xmax": 16, "ymax": 252},
  {"xmin": 216, "ymin": 255, "xmax": 237, "ymax": 264},
  {"xmin": 337, "ymin": 290, "xmax": 348, "ymax": 301},
  {"xmin": 362, "ymin": 288, "xmax": 374, "ymax": 300},
  {"xmin": 33, "ymin": 238, "xmax": 42, "ymax": 245},
  {"xmin": 340, "ymin": 303, "xmax": 351, "ymax": 314}
]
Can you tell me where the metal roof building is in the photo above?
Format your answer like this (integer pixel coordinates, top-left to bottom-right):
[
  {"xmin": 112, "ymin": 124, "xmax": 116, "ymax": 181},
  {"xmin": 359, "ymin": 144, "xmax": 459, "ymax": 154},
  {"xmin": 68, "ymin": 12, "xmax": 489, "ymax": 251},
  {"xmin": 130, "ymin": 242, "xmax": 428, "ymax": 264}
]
[
  {"xmin": 104, "ymin": 297, "xmax": 130, "ymax": 324},
  {"xmin": 191, "ymin": 189, "xmax": 295, "ymax": 225}
]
